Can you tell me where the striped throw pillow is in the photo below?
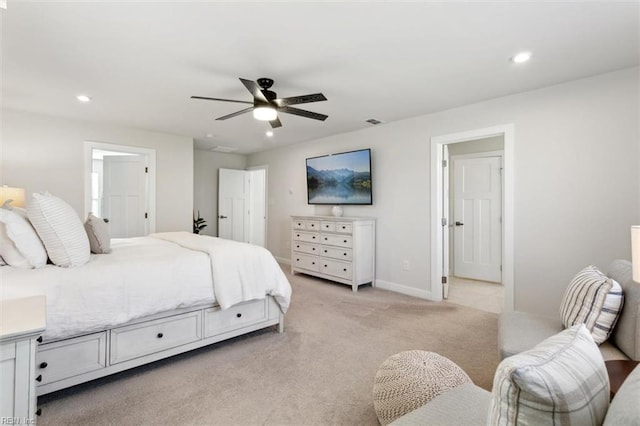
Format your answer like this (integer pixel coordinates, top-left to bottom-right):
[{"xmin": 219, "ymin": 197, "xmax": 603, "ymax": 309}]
[
  {"xmin": 560, "ymin": 265, "xmax": 624, "ymax": 344},
  {"xmin": 488, "ymin": 324, "xmax": 609, "ymax": 426},
  {"xmin": 27, "ymin": 192, "xmax": 90, "ymax": 267}
]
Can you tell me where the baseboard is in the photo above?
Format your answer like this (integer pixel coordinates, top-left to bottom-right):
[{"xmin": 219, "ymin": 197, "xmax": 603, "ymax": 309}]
[
  {"xmin": 375, "ymin": 279, "xmax": 436, "ymax": 301},
  {"xmin": 275, "ymin": 256, "xmax": 291, "ymax": 265}
]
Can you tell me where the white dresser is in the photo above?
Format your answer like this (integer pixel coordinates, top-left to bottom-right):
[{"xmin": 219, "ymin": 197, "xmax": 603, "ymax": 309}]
[
  {"xmin": 291, "ymin": 216, "xmax": 375, "ymax": 292},
  {"xmin": 0, "ymin": 296, "xmax": 46, "ymax": 423}
]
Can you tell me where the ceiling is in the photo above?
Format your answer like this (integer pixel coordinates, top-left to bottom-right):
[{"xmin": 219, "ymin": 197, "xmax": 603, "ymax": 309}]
[{"xmin": 2, "ymin": 2, "xmax": 638, "ymax": 154}]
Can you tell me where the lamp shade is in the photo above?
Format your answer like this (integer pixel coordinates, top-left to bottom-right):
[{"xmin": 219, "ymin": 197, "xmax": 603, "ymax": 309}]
[
  {"xmin": 633, "ymin": 226, "xmax": 640, "ymax": 282},
  {"xmin": 253, "ymin": 106, "xmax": 277, "ymax": 121},
  {"xmin": 0, "ymin": 186, "xmax": 25, "ymax": 208}
]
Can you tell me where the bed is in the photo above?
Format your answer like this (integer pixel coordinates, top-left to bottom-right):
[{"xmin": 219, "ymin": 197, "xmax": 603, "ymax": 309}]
[{"xmin": 1, "ymin": 231, "xmax": 292, "ymax": 395}]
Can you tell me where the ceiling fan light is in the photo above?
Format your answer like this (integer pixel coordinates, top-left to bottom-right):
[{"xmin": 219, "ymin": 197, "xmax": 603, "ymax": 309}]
[{"xmin": 253, "ymin": 106, "xmax": 277, "ymax": 121}]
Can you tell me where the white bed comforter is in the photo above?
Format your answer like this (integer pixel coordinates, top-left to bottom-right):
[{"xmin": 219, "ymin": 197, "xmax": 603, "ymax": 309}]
[
  {"xmin": 1, "ymin": 233, "xmax": 291, "ymax": 340},
  {"xmin": 150, "ymin": 232, "xmax": 291, "ymax": 312}
]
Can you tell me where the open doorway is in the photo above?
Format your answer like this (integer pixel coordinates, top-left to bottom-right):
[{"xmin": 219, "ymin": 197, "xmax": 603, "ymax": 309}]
[
  {"xmin": 447, "ymin": 137, "xmax": 504, "ymax": 313},
  {"xmin": 430, "ymin": 124, "xmax": 515, "ymax": 312},
  {"xmin": 84, "ymin": 141, "xmax": 156, "ymax": 237}
]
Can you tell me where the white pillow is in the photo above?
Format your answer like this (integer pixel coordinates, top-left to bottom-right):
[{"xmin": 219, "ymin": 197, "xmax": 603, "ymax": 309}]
[
  {"xmin": 27, "ymin": 192, "xmax": 90, "ymax": 267},
  {"xmin": 488, "ymin": 324, "xmax": 609, "ymax": 426},
  {"xmin": 0, "ymin": 208, "xmax": 47, "ymax": 268},
  {"xmin": 560, "ymin": 265, "xmax": 624, "ymax": 344},
  {"xmin": 84, "ymin": 213, "xmax": 111, "ymax": 254}
]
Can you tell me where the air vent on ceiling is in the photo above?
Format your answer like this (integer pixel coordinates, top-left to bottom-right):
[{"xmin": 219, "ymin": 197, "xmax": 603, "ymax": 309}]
[
  {"xmin": 366, "ymin": 119, "xmax": 383, "ymax": 125},
  {"xmin": 210, "ymin": 146, "xmax": 238, "ymax": 153}
]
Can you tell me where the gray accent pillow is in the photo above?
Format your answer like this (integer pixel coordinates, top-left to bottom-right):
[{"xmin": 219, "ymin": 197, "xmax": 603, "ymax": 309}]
[
  {"xmin": 488, "ymin": 324, "xmax": 609, "ymax": 425},
  {"xmin": 84, "ymin": 213, "xmax": 111, "ymax": 254}
]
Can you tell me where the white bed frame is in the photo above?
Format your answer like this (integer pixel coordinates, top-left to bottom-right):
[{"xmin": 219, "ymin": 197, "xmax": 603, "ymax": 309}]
[{"xmin": 35, "ymin": 296, "xmax": 283, "ymax": 395}]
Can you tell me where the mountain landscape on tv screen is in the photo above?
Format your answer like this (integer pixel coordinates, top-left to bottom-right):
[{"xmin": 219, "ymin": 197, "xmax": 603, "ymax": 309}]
[{"xmin": 306, "ymin": 166, "xmax": 372, "ymax": 204}]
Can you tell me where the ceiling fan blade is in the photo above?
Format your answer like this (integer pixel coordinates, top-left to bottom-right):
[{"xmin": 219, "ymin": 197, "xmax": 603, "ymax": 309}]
[
  {"xmin": 269, "ymin": 117, "xmax": 282, "ymax": 128},
  {"xmin": 239, "ymin": 78, "xmax": 268, "ymax": 103},
  {"xmin": 191, "ymin": 96, "xmax": 252, "ymax": 104},
  {"xmin": 215, "ymin": 107, "xmax": 254, "ymax": 121},
  {"xmin": 278, "ymin": 106, "xmax": 328, "ymax": 121},
  {"xmin": 275, "ymin": 93, "xmax": 327, "ymax": 107}
]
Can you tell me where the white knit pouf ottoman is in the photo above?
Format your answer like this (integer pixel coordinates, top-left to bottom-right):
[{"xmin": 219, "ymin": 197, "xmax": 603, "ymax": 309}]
[{"xmin": 372, "ymin": 350, "xmax": 471, "ymax": 425}]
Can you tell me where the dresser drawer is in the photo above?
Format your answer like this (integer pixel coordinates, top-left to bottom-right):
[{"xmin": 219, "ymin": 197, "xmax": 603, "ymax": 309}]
[
  {"xmin": 204, "ymin": 299, "xmax": 268, "ymax": 338},
  {"xmin": 335, "ymin": 222, "xmax": 353, "ymax": 234},
  {"xmin": 292, "ymin": 253, "xmax": 320, "ymax": 271},
  {"xmin": 321, "ymin": 246, "xmax": 353, "ymax": 261},
  {"xmin": 305, "ymin": 220, "xmax": 320, "ymax": 231},
  {"xmin": 320, "ymin": 221, "xmax": 336, "ymax": 232},
  {"xmin": 321, "ymin": 234, "xmax": 353, "ymax": 248},
  {"xmin": 320, "ymin": 259, "xmax": 352, "ymax": 280},
  {"xmin": 36, "ymin": 332, "xmax": 107, "ymax": 385},
  {"xmin": 293, "ymin": 241, "xmax": 320, "ymax": 255},
  {"xmin": 292, "ymin": 230, "xmax": 319, "ymax": 243},
  {"xmin": 292, "ymin": 220, "xmax": 306, "ymax": 230},
  {"xmin": 110, "ymin": 311, "xmax": 201, "ymax": 364}
]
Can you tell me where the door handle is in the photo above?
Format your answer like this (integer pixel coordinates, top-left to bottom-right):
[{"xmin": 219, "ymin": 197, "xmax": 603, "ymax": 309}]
[
  {"xmin": 219, "ymin": 215, "xmax": 228, "ymax": 219},
  {"xmin": 455, "ymin": 221, "xmax": 464, "ymax": 226}
]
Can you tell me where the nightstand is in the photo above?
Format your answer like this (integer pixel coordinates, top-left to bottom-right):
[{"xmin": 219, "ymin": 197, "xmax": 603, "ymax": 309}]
[
  {"xmin": 605, "ymin": 359, "xmax": 640, "ymax": 400},
  {"xmin": 0, "ymin": 296, "xmax": 46, "ymax": 423}
]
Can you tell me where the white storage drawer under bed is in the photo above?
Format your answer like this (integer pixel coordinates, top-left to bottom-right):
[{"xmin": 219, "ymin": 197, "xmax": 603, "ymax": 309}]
[
  {"xmin": 36, "ymin": 332, "xmax": 107, "ymax": 386},
  {"xmin": 204, "ymin": 298, "xmax": 269, "ymax": 338},
  {"xmin": 110, "ymin": 311, "xmax": 202, "ymax": 364}
]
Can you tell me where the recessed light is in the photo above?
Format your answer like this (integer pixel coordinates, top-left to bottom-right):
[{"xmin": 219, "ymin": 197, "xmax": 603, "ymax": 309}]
[
  {"xmin": 511, "ymin": 51, "xmax": 532, "ymax": 64},
  {"xmin": 265, "ymin": 131, "xmax": 274, "ymax": 137},
  {"xmin": 76, "ymin": 94, "xmax": 92, "ymax": 103}
]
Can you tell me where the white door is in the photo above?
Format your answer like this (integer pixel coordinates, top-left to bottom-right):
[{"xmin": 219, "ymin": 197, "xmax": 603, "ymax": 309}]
[
  {"xmin": 453, "ymin": 156, "xmax": 502, "ymax": 282},
  {"xmin": 218, "ymin": 168, "xmax": 247, "ymax": 242},
  {"xmin": 248, "ymin": 168, "xmax": 266, "ymax": 247},
  {"xmin": 102, "ymin": 155, "xmax": 148, "ymax": 238}
]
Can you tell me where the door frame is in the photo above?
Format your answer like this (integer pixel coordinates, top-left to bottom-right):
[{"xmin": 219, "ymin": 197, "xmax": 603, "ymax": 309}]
[
  {"xmin": 84, "ymin": 141, "xmax": 156, "ymax": 234},
  {"xmin": 450, "ymin": 151, "xmax": 504, "ymax": 282},
  {"xmin": 430, "ymin": 124, "xmax": 514, "ymax": 311}
]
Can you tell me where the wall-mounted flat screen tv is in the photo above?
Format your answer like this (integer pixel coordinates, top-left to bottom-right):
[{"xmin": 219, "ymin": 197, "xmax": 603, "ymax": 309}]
[{"xmin": 306, "ymin": 148, "xmax": 372, "ymax": 205}]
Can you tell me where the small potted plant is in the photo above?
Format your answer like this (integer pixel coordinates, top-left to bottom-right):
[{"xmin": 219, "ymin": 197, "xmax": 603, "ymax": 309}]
[{"xmin": 193, "ymin": 211, "xmax": 207, "ymax": 234}]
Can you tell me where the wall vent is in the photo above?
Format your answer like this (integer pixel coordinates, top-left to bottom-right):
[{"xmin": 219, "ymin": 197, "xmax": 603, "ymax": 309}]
[
  {"xmin": 366, "ymin": 119, "xmax": 383, "ymax": 125},
  {"xmin": 210, "ymin": 146, "xmax": 238, "ymax": 153}
]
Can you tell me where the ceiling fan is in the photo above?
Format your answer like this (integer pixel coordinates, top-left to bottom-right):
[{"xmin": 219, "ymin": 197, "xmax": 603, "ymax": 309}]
[{"xmin": 191, "ymin": 78, "xmax": 328, "ymax": 129}]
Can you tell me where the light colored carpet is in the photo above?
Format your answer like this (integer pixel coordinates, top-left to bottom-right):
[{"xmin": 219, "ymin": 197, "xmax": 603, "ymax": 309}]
[{"xmin": 38, "ymin": 265, "xmax": 499, "ymax": 425}]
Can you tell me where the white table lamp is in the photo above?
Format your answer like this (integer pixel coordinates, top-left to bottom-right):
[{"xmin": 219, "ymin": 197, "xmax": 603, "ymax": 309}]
[{"xmin": 0, "ymin": 186, "xmax": 25, "ymax": 208}]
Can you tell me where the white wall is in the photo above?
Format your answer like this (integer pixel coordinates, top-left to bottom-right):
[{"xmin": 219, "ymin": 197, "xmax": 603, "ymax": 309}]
[
  {"xmin": 249, "ymin": 67, "xmax": 640, "ymax": 318},
  {"xmin": 1, "ymin": 110, "xmax": 194, "ymax": 232},
  {"xmin": 193, "ymin": 150, "xmax": 247, "ymax": 237}
]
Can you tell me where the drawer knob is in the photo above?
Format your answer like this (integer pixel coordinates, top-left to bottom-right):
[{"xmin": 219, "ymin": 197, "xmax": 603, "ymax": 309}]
[
  {"xmin": 312, "ymin": 236, "xmax": 316, "ymax": 239},
  {"xmin": 324, "ymin": 250, "xmax": 327, "ymax": 253},
  {"xmin": 40, "ymin": 362, "xmax": 48, "ymax": 369},
  {"xmin": 343, "ymin": 253, "xmax": 347, "ymax": 256},
  {"xmin": 312, "ymin": 247, "xmax": 315, "ymax": 251},
  {"xmin": 36, "ymin": 409, "xmax": 42, "ymax": 416},
  {"xmin": 324, "ymin": 237, "xmax": 328, "ymax": 241},
  {"xmin": 157, "ymin": 333, "xmax": 164, "ymax": 338},
  {"xmin": 342, "ymin": 226, "xmax": 346, "ymax": 229},
  {"xmin": 36, "ymin": 336, "xmax": 43, "ymax": 343},
  {"xmin": 344, "ymin": 240, "xmax": 347, "ymax": 243},
  {"xmin": 296, "ymin": 245, "xmax": 299, "ymax": 248},
  {"xmin": 343, "ymin": 268, "xmax": 347, "ymax": 272},
  {"xmin": 296, "ymin": 234, "xmax": 300, "ymax": 237},
  {"xmin": 36, "ymin": 374, "xmax": 42, "ymax": 382},
  {"xmin": 312, "ymin": 262, "xmax": 315, "ymax": 265},
  {"xmin": 236, "ymin": 313, "xmax": 242, "ymax": 318},
  {"xmin": 296, "ymin": 258, "xmax": 300, "ymax": 261},
  {"xmin": 324, "ymin": 265, "xmax": 328, "ymax": 268}
]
